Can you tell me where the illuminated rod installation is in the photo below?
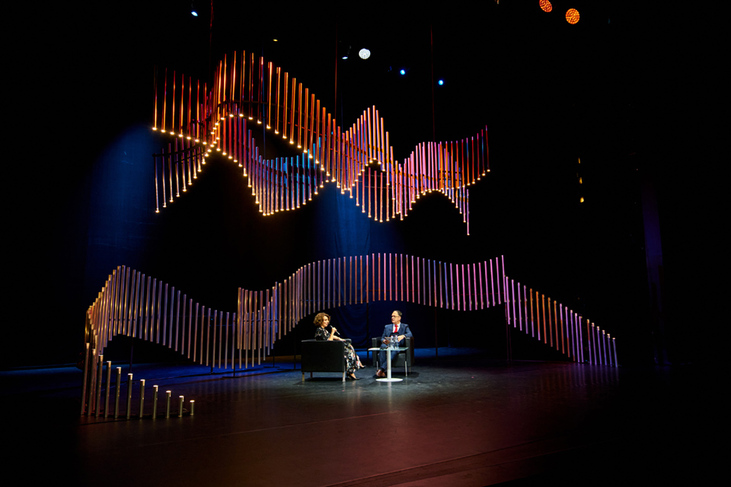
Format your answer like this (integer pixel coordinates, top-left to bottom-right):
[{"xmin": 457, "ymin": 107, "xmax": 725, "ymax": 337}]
[
  {"xmin": 152, "ymin": 53, "xmax": 489, "ymax": 233},
  {"xmin": 84, "ymin": 256, "xmax": 619, "ymax": 380}
]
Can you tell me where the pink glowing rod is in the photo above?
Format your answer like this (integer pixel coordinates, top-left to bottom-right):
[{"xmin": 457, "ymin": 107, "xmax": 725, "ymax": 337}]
[
  {"xmin": 540, "ymin": 294, "xmax": 547, "ymax": 343},
  {"xmin": 302, "ymin": 90, "xmax": 310, "ymax": 152},
  {"xmin": 257, "ymin": 57, "xmax": 265, "ymax": 124},
  {"xmin": 266, "ymin": 61, "xmax": 273, "ymax": 129},
  {"xmin": 559, "ymin": 303, "xmax": 566, "ymax": 355},
  {"xmin": 308, "ymin": 93, "xmax": 315, "ymax": 154},
  {"xmin": 152, "ymin": 68, "xmax": 159, "ymax": 131},
  {"xmin": 521, "ymin": 285, "xmax": 527, "ymax": 334}
]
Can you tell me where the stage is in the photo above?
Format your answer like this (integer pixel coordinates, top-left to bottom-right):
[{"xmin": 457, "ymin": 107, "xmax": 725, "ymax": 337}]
[{"xmin": 2, "ymin": 348, "xmax": 711, "ymax": 486}]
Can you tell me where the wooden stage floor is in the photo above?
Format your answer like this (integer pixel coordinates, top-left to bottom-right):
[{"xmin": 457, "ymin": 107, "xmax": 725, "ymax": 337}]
[{"xmin": 1, "ymin": 348, "xmax": 714, "ymax": 486}]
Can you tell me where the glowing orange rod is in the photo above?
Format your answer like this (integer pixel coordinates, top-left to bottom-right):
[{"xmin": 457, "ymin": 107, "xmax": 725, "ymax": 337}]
[
  {"xmin": 375, "ymin": 108, "xmax": 382, "ymax": 163},
  {"xmin": 315, "ymin": 105, "xmax": 323, "ymax": 166},
  {"xmin": 238, "ymin": 51, "xmax": 246, "ymax": 115},
  {"xmin": 351, "ymin": 127, "xmax": 358, "ymax": 192},
  {"xmin": 246, "ymin": 52, "xmax": 254, "ymax": 119},
  {"xmin": 153, "ymin": 68, "xmax": 158, "ymax": 130},
  {"xmin": 170, "ymin": 71, "xmax": 177, "ymax": 135},
  {"xmin": 282, "ymin": 72, "xmax": 288, "ymax": 138},
  {"xmin": 385, "ymin": 130, "xmax": 392, "ymax": 183},
  {"xmin": 179, "ymin": 74, "xmax": 185, "ymax": 137},
  {"xmin": 303, "ymin": 89, "xmax": 310, "ymax": 151},
  {"xmin": 315, "ymin": 100, "xmax": 321, "ymax": 162},
  {"xmin": 160, "ymin": 69, "xmax": 168, "ymax": 133},
  {"xmin": 289, "ymin": 78, "xmax": 296, "ymax": 143},
  {"xmin": 217, "ymin": 61, "xmax": 224, "ymax": 121},
  {"xmin": 230, "ymin": 52, "xmax": 237, "ymax": 112},
  {"xmin": 387, "ymin": 147, "xmax": 393, "ymax": 221},
  {"xmin": 308, "ymin": 93, "xmax": 316, "ymax": 155},
  {"xmin": 370, "ymin": 107, "xmax": 377, "ymax": 162}
]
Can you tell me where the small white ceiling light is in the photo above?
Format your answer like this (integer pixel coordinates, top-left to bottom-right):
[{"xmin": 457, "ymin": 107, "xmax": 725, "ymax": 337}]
[{"xmin": 358, "ymin": 48, "xmax": 371, "ymax": 60}]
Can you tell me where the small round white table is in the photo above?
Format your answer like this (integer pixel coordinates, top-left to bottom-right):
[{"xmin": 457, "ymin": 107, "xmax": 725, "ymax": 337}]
[{"xmin": 368, "ymin": 347, "xmax": 409, "ymax": 382}]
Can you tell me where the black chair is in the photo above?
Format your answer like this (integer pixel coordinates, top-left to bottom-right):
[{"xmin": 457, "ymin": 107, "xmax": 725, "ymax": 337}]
[
  {"xmin": 371, "ymin": 336, "xmax": 414, "ymax": 376},
  {"xmin": 300, "ymin": 339, "xmax": 349, "ymax": 381}
]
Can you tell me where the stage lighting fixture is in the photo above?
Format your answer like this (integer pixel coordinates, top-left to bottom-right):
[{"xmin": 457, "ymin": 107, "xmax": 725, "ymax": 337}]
[
  {"xmin": 399, "ymin": 68, "xmax": 406, "ymax": 75},
  {"xmin": 539, "ymin": 0, "xmax": 552, "ymax": 13},
  {"xmin": 190, "ymin": 2, "xmax": 198, "ymax": 16},
  {"xmin": 566, "ymin": 8, "xmax": 580, "ymax": 24},
  {"xmin": 358, "ymin": 48, "xmax": 370, "ymax": 60},
  {"xmin": 438, "ymin": 79, "xmax": 444, "ymax": 86}
]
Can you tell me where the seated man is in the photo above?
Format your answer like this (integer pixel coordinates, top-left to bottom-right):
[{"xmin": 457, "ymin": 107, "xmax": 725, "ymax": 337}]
[{"xmin": 377, "ymin": 310, "xmax": 413, "ymax": 377}]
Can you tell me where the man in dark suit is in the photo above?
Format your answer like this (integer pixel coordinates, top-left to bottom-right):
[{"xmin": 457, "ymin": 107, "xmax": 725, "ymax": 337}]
[{"xmin": 377, "ymin": 310, "xmax": 413, "ymax": 377}]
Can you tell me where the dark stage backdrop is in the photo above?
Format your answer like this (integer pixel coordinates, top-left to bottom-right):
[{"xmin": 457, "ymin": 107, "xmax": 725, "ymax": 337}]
[{"xmin": 8, "ymin": 1, "xmax": 702, "ymax": 368}]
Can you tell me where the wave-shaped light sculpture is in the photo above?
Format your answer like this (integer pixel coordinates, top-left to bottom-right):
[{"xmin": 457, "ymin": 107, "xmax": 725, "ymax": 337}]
[
  {"xmin": 152, "ymin": 52, "xmax": 489, "ymax": 233},
  {"xmin": 82, "ymin": 254, "xmax": 618, "ymax": 400}
]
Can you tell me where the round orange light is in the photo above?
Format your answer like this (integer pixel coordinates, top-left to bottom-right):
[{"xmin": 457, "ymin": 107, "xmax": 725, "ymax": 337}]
[
  {"xmin": 539, "ymin": 0, "xmax": 552, "ymax": 13},
  {"xmin": 566, "ymin": 8, "xmax": 580, "ymax": 24}
]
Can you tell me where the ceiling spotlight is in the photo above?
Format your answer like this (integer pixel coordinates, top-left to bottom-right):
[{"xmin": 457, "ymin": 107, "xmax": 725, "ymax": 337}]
[
  {"xmin": 438, "ymin": 79, "xmax": 444, "ymax": 86},
  {"xmin": 358, "ymin": 48, "xmax": 371, "ymax": 60},
  {"xmin": 191, "ymin": 2, "xmax": 198, "ymax": 16},
  {"xmin": 399, "ymin": 69, "xmax": 407, "ymax": 75}
]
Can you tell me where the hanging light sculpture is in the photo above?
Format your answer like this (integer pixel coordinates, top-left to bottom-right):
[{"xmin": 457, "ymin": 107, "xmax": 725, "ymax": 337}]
[{"xmin": 152, "ymin": 52, "xmax": 490, "ymax": 234}]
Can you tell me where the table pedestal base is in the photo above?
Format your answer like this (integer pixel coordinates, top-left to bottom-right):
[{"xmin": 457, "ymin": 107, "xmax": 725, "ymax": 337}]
[{"xmin": 375, "ymin": 348, "xmax": 403, "ymax": 382}]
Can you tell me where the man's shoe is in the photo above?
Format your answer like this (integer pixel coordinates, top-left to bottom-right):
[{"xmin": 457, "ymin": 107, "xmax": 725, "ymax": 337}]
[{"xmin": 376, "ymin": 369, "xmax": 386, "ymax": 378}]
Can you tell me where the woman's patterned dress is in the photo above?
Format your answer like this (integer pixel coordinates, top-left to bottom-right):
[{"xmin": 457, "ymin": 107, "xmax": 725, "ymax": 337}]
[{"xmin": 314, "ymin": 327, "xmax": 359, "ymax": 375}]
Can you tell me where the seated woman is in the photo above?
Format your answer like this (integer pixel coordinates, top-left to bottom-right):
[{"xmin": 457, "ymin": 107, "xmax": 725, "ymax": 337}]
[{"xmin": 313, "ymin": 312, "xmax": 364, "ymax": 380}]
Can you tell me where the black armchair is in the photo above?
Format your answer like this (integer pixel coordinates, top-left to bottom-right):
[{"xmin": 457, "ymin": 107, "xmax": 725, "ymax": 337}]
[
  {"xmin": 300, "ymin": 339, "xmax": 349, "ymax": 381},
  {"xmin": 371, "ymin": 336, "xmax": 414, "ymax": 376}
]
